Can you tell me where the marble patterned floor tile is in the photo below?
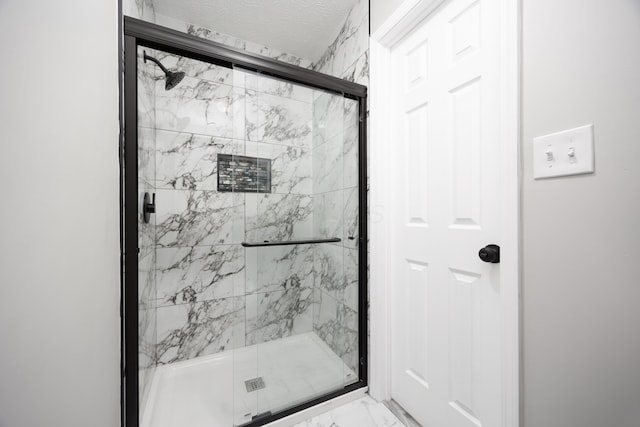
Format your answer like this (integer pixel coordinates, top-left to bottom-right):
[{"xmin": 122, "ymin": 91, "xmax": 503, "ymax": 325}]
[
  {"xmin": 383, "ymin": 400, "xmax": 423, "ymax": 427},
  {"xmin": 293, "ymin": 396, "xmax": 403, "ymax": 427},
  {"xmin": 155, "ymin": 244, "xmax": 245, "ymax": 307}
]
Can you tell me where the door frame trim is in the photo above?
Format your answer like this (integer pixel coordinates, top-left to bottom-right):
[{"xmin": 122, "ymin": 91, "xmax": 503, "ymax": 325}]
[{"xmin": 368, "ymin": 1, "xmax": 521, "ymax": 425}]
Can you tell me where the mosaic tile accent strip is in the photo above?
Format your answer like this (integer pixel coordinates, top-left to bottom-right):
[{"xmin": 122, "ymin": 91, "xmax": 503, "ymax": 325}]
[{"xmin": 217, "ymin": 154, "xmax": 271, "ymax": 193}]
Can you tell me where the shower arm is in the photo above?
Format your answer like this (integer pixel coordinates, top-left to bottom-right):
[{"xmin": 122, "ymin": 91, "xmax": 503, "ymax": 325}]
[{"xmin": 143, "ymin": 52, "xmax": 170, "ymax": 75}]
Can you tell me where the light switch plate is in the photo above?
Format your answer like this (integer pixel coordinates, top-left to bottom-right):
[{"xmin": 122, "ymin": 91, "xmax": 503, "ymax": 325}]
[{"xmin": 533, "ymin": 124, "xmax": 595, "ymax": 179}]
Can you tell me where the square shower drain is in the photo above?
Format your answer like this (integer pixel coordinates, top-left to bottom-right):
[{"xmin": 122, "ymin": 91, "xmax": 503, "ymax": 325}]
[{"xmin": 244, "ymin": 377, "xmax": 266, "ymax": 393}]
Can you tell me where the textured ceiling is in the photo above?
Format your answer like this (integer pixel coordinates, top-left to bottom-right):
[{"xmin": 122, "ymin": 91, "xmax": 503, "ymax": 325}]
[{"xmin": 154, "ymin": 0, "xmax": 360, "ymax": 63}]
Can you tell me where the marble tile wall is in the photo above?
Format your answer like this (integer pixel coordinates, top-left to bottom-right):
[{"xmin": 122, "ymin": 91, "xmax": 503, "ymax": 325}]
[
  {"xmin": 146, "ymin": 51, "xmax": 316, "ymax": 366},
  {"xmin": 310, "ymin": 0, "xmax": 369, "ymax": 375},
  {"xmin": 123, "ymin": 0, "xmax": 156, "ymax": 22},
  {"xmin": 312, "ymin": 0, "xmax": 370, "ymax": 87}
]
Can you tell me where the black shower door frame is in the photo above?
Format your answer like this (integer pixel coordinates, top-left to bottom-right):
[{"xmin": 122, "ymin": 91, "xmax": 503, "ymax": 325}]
[{"xmin": 121, "ymin": 16, "xmax": 368, "ymax": 427}]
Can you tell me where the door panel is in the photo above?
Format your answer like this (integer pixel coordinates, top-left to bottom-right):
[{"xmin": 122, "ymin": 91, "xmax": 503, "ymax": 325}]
[{"xmin": 390, "ymin": 0, "xmax": 504, "ymax": 425}]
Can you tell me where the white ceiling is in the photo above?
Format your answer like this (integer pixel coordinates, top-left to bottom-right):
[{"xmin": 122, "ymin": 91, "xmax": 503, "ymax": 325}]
[{"xmin": 154, "ymin": 0, "xmax": 360, "ymax": 63}]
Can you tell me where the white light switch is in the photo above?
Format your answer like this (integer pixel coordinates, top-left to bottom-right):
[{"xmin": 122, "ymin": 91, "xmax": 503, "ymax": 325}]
[{"xmin": 533, "ymin": 124, "xmax": 594, "ymax": 179}]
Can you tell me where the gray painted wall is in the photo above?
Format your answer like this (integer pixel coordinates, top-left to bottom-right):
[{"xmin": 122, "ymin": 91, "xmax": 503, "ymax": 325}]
[
  {"xmin": 0, "ymin": 0, "xmax": 120, "ymax": 426},
  {"xmin": 370, "ymin": 0, "xmax": 640, "ymax": 425},
  {"xmin": 523, "ymin": 0, "xmax": 640, "ymax": 426}
]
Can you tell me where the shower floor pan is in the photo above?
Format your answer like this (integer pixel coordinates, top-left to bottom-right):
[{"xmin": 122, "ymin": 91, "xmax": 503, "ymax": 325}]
[{"xmin": 141, "ymin": 332, "xmax": 357, "ymax": 427}]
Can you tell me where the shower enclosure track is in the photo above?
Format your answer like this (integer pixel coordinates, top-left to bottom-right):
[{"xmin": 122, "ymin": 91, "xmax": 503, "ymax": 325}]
[{"xmin": 241, "ymin": 238, "xmax": 341, "ymax": 247}]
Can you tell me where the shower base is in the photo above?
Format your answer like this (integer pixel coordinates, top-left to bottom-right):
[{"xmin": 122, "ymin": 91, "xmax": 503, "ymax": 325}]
[{"xmin": 141, "ymin": 332, "xmax": 357, "ymax": 427}]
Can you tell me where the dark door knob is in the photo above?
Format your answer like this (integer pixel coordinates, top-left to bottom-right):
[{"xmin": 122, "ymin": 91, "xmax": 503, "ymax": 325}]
[{"xmin": 479, "ymin": 244, "xmax": 500, "ymax": 263}]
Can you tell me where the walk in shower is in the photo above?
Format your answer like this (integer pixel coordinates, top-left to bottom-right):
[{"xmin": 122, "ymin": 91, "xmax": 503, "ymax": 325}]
[{"xmin": 122, "ymin": 18, "xmax": 367, "ymax": 427}]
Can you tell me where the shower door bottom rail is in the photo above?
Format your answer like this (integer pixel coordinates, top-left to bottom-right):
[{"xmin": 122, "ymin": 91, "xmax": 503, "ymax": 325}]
[{"xmin": 241, "ymin": 237, "xmax": 341, "ymax": 247}]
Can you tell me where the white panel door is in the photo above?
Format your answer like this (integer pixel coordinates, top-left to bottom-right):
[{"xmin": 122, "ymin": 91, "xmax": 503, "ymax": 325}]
[{"xmin": 389, "ymin": 0, "xmax": 504, "ymax": 426}]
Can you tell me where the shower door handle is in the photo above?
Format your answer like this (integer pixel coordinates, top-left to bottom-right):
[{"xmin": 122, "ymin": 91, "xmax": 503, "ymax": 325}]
[{"xmin": 143, "ymin": 192, "xmax": 155, "ymax": 224}]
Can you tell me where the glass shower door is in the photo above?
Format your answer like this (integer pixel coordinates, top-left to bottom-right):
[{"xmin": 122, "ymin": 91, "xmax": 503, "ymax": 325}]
[
  {"xmin": 236, "ymin": 67, "xmax": 362, "ymax": 422},
  {"xmin": 132, "ymin": 40, "xmax": 363, "ymax": 427}
]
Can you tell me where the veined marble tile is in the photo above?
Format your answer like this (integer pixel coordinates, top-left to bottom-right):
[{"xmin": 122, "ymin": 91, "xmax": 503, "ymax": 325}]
[
  {"xmin": 343, "ymin": 247, "xmax": 360, "ymax": 311},
  {"xmin": 245, "ymin": 41, "xmax": 312, "ymax": 69},
  {"xmin": 313, "ymin": 190, "xmax": 344, "ymax": 240},
  {"xmin": 155, "ymin": 79, "xmax": 234, "ymax": 137},
  {"xmin": 138, "ymin": 127, "xmax": 156, "ymax": 189},
  {"xmin": 155, "ymin": 130, "xmax": 242, "ymax": 191},
  {"xmin": 139, "ymin": 305, "xmax": 156, "ymax": 414},
  {"xmin": 254, "ymin": 74, "xmax": 313, "ymax": 103},
  {"xmin": 155, "ymin": 189, "xmax": 244, "ymax": 247},
  {"xmin": 156, "ymin": 296, "xmax": 245, "ymax": 364},
  {"xmin": 313, "ymin": 92, "xmax": 344, "ymax": 147},
  {"xmin": 156, "ymin": 244, "xmax": 245, "ymax": 307},
  {"xmin": 124, "ymin": 0, "xmax": 155, "ymax": 24},
  {"xmin": 137, "ymin": 52, "xmax": 156, "ymax": 129},
  {"xmin": 313, "ymin": 44, "xmax": 336, "ymax": 77},
  {"xmin": 139, "ymin": 307, "xmax": 156, "ymax": 370},
  {"xmin": 332, "ymin": 4, "xmax": 369, "ymax": 77},
  {"xmin": 255, "ymin": 92, "xmax": 312, "ymax": 147},
  {"xmin": 314, "ymin": 244, "xmax": 345, "ymax": 299},
  {"xmin": 245, "ymin": 244, "xmax": 314, "ymax": 294},
  {"xmin": 186, "ymin": 24, "xmax": 246, "ymax": 50},
  {"xmin": 245, "ymin": 193, "xmax": 313, "ymax": 242},
  {"xmin": 343, "ymin": 123, "xmax": 359, "ymax": 190},
  {"xmin": 138, "ymin": 248, "xmax": 156, "ymax": 309},
  {"xmin": 314, "ymin": 290, "xmax": 359, "ymax": 373},
  {"xmin": 245, "ymin": 286, "xmax": 314, "ymax": 345},
  {"xmin": 313, "ymin": 134, "xmax": 344, "ymax": 194},
  {"xmin": 343, "ymin": 186, "xmax": 359, "ymax": 249},
  {"xmin": 311, "ymin": 0, "xmax": 368, "ymax": 79},
  {"xmin": 293, "ymin": 396, "xmax": 403, "ymax": 427},
  {"xmin": 233, "ymin": 87, "xmax": 260, "ymax": 142},
  {"xmin": 245, "ymin": 141, "xmax": 312, "ymax": 195},
  {"xmin": 342, "ymin": 50, "xmax": 370, "ymax": 88}
]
